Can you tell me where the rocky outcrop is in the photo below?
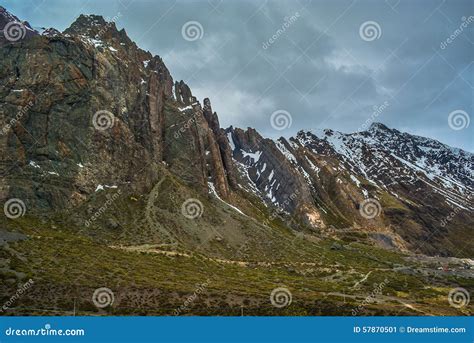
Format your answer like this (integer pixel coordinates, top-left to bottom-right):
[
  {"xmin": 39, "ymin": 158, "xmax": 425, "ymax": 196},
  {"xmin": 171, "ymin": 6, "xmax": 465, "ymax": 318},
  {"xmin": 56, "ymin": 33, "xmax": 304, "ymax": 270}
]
[
  {"xmin": 228, "ymin": 127, "xmax": 324, "ymax": 229},
  {"xmin": 40, "ymin": 28, "xmax": 61, "ymax": 37},
  {"xmin": 201, "ymin": 98, "xmax": 238, "ymax": 193},
  {"xmin": 174, "ymin": 80, "xmax": 195, "ymax": 105}
]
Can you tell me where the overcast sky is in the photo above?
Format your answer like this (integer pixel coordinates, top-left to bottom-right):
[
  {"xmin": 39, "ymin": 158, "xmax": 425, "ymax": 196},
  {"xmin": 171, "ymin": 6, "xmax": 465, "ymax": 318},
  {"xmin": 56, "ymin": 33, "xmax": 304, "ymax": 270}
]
[{"xmin": 4, "ymin": 0, "xmax": 473, "ymax": 151}]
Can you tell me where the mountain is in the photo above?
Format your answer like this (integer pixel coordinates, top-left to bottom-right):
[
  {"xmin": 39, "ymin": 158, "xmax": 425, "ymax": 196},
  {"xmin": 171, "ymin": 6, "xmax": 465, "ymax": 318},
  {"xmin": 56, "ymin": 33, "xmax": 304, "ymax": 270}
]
[
  {"xmin": 227, "ymin": 123, "xmax": 473, "ymax": 256},
  {"xmin": 0, "ymin": 6, "xmax": 38, "ymax": 45},
  {"xmin": 0, "ymin": 7, "xmax": 472, "ymax": 316}
]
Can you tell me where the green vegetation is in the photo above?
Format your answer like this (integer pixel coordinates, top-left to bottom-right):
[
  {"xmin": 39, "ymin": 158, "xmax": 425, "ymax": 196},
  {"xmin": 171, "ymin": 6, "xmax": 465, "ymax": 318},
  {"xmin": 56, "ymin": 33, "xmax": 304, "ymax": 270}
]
[{"xmin": 0, "ymin": 211, "xmax": 470, "ymax": 316}]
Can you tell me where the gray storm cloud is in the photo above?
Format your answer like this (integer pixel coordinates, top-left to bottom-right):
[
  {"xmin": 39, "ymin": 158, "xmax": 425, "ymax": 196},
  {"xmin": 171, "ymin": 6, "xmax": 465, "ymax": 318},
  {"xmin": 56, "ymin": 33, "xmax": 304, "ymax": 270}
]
[{"xmin": 4, "ymin": 0, "xmax": 472, "ymax": 151}]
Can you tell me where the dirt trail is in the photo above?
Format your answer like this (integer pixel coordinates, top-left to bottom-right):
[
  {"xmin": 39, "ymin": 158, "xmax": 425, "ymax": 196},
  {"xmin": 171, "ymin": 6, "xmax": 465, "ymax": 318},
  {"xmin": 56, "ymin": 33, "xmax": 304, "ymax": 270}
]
[
  {"xmin": 144, "ymin": 176, "xmax": 176, "ymax": 243},
  {"xmin": 110, "ymin": 244, "xmax": 325, "ymax": 268}
]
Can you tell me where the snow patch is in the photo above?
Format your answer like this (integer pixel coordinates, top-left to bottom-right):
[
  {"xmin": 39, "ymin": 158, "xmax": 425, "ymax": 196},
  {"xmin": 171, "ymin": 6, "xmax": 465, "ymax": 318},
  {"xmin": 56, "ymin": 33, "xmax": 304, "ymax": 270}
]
[
  {"xmin": 276, "ymin": 141, "xmax": 297, "ymax": 164},
  {"xmin": 227, "ymin": 132, "xmax": 235, "ymax": 151},
  {"xmin": 95, "ymin": 184, "xmax": 118, "ymax": 192},
  {"xmin": 242, "ymin": 150, "xmax": 262, "ymax": 162},
  {"xmin": 268, "ymin": 170, "xmax": 274, "ymax": 181},
  {"xmin": 178, "ymin": 105, "xmax": 193, "ymax": 112},
  {"xmin": 208, "ymin": 182, "xmax": 247, "ymax": 216},
  {"xmin": 350, "ymin": 175, "xmax": 361, "ymax": 187},
  {"xmin": 29, "ymin": 161, "xmax": 40, "ymax": 169}
]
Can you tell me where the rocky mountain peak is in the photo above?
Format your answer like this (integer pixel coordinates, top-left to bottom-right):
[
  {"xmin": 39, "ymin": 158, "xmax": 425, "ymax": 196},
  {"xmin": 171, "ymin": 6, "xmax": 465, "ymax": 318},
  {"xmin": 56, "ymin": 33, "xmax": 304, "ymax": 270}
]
[
  {"xmin": 0, "ymin": 6, "xmax": 38, "ymax": 45},
  {"xmin": 174, "ymin": 80, "xmax": 196, "ymax": 105},
  {"xmin": 63, "ymin": 13, "xmax": 133, "ymax": 49},
  {"xmin": 202, "ymin": 98, "xmax": 221, "ymax": 134},
  {"xmin": 40, "ymin": 27, "xmax": 61, "ymax": 37},
  {"xmin": 232, "ymin": 127, "xmax": 264, "ymax": 151},
  {"xmin": 367, "ymin": 122, "xmax": 391, "ymax": 133},
  {"xmin": 0, "ymin": 5, "xmax": 23, "ymax": 24},
  {"xmin": 65, "ymin": 14, "xmax": 111, "ymax": 35}
]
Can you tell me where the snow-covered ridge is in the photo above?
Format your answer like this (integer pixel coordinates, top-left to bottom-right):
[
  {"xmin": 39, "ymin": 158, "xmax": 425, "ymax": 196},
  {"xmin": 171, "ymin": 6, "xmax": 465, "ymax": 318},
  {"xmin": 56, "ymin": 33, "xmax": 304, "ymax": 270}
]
[{"xmin": 290, "ymin": 124, "xmax": 473, "ymax": 209}]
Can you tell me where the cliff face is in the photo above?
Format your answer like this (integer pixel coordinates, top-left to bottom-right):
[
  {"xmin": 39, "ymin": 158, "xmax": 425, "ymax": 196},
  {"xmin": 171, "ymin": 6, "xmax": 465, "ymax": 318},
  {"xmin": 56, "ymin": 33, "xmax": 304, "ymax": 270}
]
[
  {"xmin": 1, "ymin": 8, "xmax": 472, "ymax": 257},
  {"xmin": 0, "ymin": 13, "xmax": 236, "ymax": 213}
]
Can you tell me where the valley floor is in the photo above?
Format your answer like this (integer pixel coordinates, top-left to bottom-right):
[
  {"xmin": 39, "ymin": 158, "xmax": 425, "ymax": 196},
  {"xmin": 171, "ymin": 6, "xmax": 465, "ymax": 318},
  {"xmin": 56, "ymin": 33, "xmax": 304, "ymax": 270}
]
[{"xmin": 1, "ymin": 218, "xmax": 472, "ymax": 316}]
